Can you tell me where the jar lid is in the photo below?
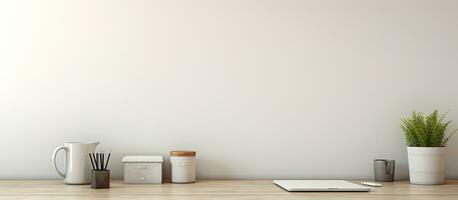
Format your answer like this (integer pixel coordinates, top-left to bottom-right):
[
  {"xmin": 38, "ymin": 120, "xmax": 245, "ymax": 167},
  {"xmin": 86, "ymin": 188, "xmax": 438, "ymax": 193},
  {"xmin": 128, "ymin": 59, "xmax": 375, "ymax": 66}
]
[{"xmin": 170, "ymin": 151, "xmax": 196, "ymax": 157}]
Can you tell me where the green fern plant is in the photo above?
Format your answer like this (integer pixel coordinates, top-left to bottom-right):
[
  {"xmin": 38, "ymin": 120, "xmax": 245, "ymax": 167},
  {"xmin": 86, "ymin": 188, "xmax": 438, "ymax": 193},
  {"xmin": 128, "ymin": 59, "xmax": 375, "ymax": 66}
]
[{"xmin": 401, "ymin": 110, "xmax": 457, "ymax": 147}]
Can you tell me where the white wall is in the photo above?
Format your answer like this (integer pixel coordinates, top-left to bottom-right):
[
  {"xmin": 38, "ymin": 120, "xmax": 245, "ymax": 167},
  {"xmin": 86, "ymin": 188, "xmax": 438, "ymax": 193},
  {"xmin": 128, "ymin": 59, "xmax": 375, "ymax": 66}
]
[{"xmin": 1, "ymin": 0, "xmax": 458, "ymax": 180}]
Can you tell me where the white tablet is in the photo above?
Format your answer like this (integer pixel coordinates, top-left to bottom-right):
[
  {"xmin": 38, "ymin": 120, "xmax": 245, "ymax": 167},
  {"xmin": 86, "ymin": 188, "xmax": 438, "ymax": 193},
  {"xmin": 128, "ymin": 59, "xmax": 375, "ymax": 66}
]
[{"xmin": 274, "ymin": 180, "xmax": 370, "ymax": 192}]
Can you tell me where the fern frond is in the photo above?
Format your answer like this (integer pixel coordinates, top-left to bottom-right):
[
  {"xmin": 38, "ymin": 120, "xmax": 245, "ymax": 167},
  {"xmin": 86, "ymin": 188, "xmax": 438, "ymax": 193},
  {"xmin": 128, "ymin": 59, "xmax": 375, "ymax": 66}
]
[
  {"xmin": 401, "ymin": 110, "xmax": 455, "ymax": 147},
  {"xmin": 442, "ymin": 128, "xmax": 458, "ymax": 146}
]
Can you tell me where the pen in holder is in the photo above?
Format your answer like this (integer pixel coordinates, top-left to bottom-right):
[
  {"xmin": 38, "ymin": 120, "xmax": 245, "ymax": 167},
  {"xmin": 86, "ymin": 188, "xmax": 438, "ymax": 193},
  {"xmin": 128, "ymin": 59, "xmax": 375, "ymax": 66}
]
[{"xmin": 89, "ymin": 151, "xmax": 111, "ymax": 189}]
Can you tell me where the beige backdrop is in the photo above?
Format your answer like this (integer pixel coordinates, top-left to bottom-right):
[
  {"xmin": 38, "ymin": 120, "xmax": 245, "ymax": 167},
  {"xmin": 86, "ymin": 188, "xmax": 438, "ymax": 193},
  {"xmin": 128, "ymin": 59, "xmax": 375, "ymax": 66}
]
[{"xmin": 1, "ymin": 0, "xmax": 458, "ymax": 179}]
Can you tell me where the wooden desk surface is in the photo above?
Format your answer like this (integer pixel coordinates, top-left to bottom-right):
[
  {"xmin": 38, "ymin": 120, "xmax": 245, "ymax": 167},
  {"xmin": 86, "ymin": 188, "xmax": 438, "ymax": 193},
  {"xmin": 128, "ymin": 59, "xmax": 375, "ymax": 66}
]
[{"xmin": 0, "ymin": 180, "xmax": 457, "ymax": 200}]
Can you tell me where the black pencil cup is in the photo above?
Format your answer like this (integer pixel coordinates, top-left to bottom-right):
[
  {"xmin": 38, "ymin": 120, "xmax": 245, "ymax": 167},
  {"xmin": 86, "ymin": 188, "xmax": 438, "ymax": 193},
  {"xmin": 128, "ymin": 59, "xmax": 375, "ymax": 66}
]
[{"xmin": 91, "ymin": 170, "xmax": 110, "ymax": 189}]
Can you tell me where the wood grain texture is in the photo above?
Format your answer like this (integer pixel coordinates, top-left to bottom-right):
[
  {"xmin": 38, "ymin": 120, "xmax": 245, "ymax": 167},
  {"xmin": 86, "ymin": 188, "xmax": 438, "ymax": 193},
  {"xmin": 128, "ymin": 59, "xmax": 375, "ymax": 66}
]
[{"xmin": 0, "ymin": 180, "xmax": 457, "ymax": 200}]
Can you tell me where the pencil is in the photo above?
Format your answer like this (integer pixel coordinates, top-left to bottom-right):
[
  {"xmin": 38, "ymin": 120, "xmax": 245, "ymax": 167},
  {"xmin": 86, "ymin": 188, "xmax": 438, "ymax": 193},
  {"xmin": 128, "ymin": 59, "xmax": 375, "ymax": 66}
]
[
  {"xmin": 88, "ymin": 153, "xmax": 95, "ymax": 170},
  {"xmin": 104, "ymin": 153, "xmax": 111, "ymax": 170},
  {"xmin": 97, "ymin": 153, "xmax": 100, "ymax": 170},
  {"xmin": 94, "ymin": 153, "xmax": 99, "ymax": 170},
  {"xmin": 101, "ymin": 153, "xmax": 104, "ymax": 171}
]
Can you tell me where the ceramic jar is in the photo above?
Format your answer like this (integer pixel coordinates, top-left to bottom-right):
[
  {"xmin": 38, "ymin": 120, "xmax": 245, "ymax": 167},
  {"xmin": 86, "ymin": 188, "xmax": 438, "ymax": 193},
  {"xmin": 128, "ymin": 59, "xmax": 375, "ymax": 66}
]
[{"xmin": 170, "ymin": 151, "xmax": 196, "ymax": 183}]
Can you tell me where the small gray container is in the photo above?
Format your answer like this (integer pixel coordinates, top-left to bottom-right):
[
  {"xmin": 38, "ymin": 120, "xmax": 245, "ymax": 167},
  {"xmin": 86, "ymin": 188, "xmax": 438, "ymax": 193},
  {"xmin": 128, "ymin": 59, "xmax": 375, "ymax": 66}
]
[
  {"xmin": 91, "ymin": 170, "xmax": 110, "ymax": 189},
  {"xmin": 374, "ymin": 159, "xmax": 395, "ymax": 182}
]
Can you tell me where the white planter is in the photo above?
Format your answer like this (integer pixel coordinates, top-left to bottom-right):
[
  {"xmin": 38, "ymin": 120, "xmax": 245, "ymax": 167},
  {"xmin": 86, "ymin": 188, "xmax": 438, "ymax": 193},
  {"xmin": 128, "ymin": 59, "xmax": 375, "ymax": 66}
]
[{"xmin": 407, "ymin": 147, "xmax": 446, "ymax": 185}]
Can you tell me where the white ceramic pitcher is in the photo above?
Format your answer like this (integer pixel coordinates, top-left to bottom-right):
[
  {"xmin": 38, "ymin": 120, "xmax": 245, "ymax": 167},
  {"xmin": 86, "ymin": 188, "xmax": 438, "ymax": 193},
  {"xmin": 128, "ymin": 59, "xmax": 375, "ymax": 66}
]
[{"xmin": 52, "ymin": 142, "xmax": 99, "ymax": 184}]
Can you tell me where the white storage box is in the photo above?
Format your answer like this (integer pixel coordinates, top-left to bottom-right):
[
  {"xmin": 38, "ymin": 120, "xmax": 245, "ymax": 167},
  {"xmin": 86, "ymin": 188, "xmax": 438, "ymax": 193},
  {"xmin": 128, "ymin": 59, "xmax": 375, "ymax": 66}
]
[{"xmin": 122, "ymin": 155, "xmax": 163, "ymax": 184}]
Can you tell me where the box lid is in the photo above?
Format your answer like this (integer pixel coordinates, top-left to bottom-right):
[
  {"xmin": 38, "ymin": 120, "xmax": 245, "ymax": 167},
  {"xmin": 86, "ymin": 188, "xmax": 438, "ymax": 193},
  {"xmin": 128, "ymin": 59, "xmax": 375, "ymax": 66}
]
[{"xmin": 122, "ymin": 155, "xmax": 163, "ymax": 163}]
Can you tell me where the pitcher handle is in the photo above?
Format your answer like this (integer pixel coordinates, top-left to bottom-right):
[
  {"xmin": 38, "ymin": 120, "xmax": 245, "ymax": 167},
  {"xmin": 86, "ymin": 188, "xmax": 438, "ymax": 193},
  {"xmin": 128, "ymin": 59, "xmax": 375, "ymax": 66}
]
[{"xmin": 52, "ymin": 146, "xmax": 67, "ymax": 178}]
